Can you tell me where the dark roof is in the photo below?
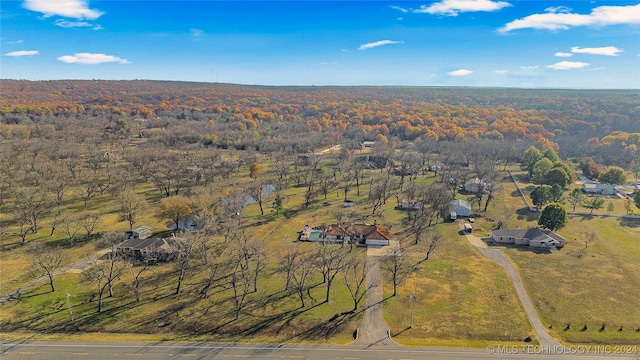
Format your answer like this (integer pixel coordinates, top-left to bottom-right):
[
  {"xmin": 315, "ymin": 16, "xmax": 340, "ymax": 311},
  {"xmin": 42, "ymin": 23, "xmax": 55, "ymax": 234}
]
[
  {"xmin": 325, "ymin": 223, "xmax": 390, "ymax": 240},
  {"xmin": 493, "ymin": 228, "xmax": 565, "ymax": 242},
  {"xmin": 117, "ymin": 237, "xmax": 186, "ymax": 253}
]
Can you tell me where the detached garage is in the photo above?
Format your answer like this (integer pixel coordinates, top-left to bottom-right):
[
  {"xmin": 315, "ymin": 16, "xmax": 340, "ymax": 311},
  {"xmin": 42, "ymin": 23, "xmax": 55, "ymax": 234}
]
[{"xmin": 449, "ymin": 199, "xmax": 472, "ymax": 217}]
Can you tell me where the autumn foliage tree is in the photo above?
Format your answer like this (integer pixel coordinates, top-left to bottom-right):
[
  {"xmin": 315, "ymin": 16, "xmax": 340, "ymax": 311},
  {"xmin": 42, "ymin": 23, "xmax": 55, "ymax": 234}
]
[
  {"xmin": 598, "ymin": 166, "xmax": 627, "ymax": 185},
  {"xmin": 155, "ymin": 195, "xmax": 193, "ymax": 230}
]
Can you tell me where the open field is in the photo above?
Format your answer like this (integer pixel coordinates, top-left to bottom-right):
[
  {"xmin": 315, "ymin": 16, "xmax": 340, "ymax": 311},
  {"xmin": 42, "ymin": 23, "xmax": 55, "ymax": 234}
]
[
  {"xmin": 484, "ymin": 170, "xmax": 640, "ymax": 345},
  {"xmin": 1, "ymin": 153, "xmax": 639, "ymax": 346}
]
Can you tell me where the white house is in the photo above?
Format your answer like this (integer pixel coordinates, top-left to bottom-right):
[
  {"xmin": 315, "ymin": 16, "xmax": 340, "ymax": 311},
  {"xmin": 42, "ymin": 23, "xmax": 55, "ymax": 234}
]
[
  {"xmin": 492, "ymin": 228, "xmax": 566, "ymax": 249},
  {"xmin": 582, "ymin": 183, "xmax": 625, "ymax": 196},
  {"xmin": 324, "ymin": 223, "xmax": 390, "ymax": 246},
  {"xmin": 449, "ymin": 199, "xmax": 472, "ymax": 217},
  {"xmin": 464, "ymin": 178, "xmax": 492, "ymax": 193},
  {"xmin": 400, "ymin": 199, "xmax": 423, "ymax": 210}
]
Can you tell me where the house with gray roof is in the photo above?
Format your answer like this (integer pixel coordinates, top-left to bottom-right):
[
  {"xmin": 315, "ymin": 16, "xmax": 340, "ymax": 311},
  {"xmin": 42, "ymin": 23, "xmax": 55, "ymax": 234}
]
[
  {"xmin": 492, "ymin": 228, "xmax": 566, "ymax": 249},
  {"xmin": 449, "ymin": 199, "xmax": 472, "ymax": 218},
  {"xmin": 117, "ymin": 236, "xmax": 187, "ymax": 262}
]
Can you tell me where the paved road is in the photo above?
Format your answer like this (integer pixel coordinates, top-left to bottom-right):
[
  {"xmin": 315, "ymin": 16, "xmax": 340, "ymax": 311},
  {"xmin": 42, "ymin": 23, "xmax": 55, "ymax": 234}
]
[
  {"xmin": 354, "ymin": 253, "xmax": 396, "ymax": 347},
  {"xmin": 462, "ymin": 231, "xmax": 561, "ymax": 348},
  {"xmin": 2, "ymin": 341, "xmax": 637, "ymax": 360}
]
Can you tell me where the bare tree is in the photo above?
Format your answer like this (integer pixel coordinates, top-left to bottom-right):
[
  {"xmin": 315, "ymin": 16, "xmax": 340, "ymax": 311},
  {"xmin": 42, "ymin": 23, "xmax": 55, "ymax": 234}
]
[
  {"xmin": 278, "ymin": 248, "xmax": 302, "ymax": 291},
  {"xmin": 246, "ymin": 180, "xmax": 268, "ymax": 215},
  {"xmin": 174, "ymin": 233, "xmax": 199, "ymax": 295},
  {"xmin": 199, "ymin": 242, "xmax": 229, "ymax": 299},
  {"xmin": 28, "ymin": 242, "xmax": 67, "ymax": 292},
  {"xmin": 79, "ymin": 213, "xmax": 102, "ymax": 241},
  {"xmin": 79, "ymin": 179, "xmax": 99, "ymax": 208},
  {"xmin": 117, "ymin": 188, "xmax": 148, "ymax": 229},
  {"xmin": 314, "ymin": 243, "xmax": 347, "ymax": 303},
  {"xmin": 13, "ymin": 209, "xmax": 33, "ymax": 244},
  {"xmin": 368, "ymin": 170, "xmax": 396, "ymax": 215},
  {"xmin": 343, "ymin": 252, "xmax": 371, "ymax": 312},
  {"xmin": 128, "ymin": 255, "xmax": 152, "ymax": 303},
  {"xmin": 380, "ymin": 246, "xmax": 412, "ymax": 297},
  {"xmin": 229, "ymin": 264, "xmax": 252, "ymax": 320},
  {"xmin": 289, "ymin": 251, "xmax": 316, "ymax": 308},
  {"xmin": 422, "ymin": 230, "xmax": 443, "ymax": 261},
  {"xmin": 13, "ymin": 186, "xmax": 50, "ymax": 234},
  {"xmin": 84, "ymin": 238, "xmax": 125, "ymax": 312},
  {"xmin": 62, "ymin": 215, "xmax": 81, "ymax": 244},
  {"xmin": 579, "ymin": 232, "xmax": 597, "ymax": 256}
]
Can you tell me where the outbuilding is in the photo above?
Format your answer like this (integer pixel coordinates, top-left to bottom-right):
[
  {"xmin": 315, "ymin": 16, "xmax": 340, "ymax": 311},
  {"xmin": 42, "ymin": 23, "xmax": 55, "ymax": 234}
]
[{"xmin": 449, "ymin": 199, "xmax": 472, "ymax": 217}]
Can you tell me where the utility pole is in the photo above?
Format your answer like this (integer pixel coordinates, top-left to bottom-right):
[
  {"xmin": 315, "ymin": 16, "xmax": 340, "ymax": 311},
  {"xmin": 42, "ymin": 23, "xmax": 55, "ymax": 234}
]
[
  {"xmin": 65, "ymin": 289, "xmax": 73, "ymax": 321},
  {"xmin": 409, "ymin": 294, "xmax": 414, "ymax": 328}
]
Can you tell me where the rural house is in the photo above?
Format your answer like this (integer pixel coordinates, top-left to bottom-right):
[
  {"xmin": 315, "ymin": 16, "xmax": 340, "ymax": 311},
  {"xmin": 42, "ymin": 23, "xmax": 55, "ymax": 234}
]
[
  {"xmin": 400, "ymin": 199, "xmax": 423, "ymax": 210},
  {"xmin": 449, "ymin": 199, "xmax": 472, "ymax": 218},
  {"xmin": 300, "ymin": 223, "xmax": 390, "ymax": 246},
  {"xmin": 124, "ymin": 225, "xmax": 153, "ymax": 240},
  {"xmin": 117, "ymin": 236, "xmax": 187, "ymax": 262},
  {"xmin": 582, "ymin": 183, "xmax": 623, "ymax": 196},
  {"xmin": 464, "ymin": 178, "xmax": 492, "ymax": 193},
  {"xmin": 492, "ymin": 228, "xmax": 566, "ymax": 249}
]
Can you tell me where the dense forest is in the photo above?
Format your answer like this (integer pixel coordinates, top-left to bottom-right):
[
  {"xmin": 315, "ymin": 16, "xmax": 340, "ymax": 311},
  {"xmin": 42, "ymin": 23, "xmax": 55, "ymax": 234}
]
[{"xmin": 1, "ymin": 80, "xmax": 639, "ymax": 166}]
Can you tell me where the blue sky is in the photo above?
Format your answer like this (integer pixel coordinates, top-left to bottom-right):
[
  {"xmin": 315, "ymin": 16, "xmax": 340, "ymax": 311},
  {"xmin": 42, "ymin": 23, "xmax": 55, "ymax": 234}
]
[{"xmin": 1, "ymin": 0, "xmax": 639, "ymax": 88}]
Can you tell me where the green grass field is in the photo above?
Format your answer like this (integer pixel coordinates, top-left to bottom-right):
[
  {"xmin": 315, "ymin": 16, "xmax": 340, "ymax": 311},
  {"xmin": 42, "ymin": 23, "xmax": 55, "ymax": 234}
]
[{"xmin": 1, "ymin": 162, "xmax": 639, "ymax": 346}]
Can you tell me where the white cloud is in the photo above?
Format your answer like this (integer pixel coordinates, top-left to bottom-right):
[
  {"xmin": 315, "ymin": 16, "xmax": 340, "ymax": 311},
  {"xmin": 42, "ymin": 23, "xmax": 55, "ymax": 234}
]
[
  {"xmin": 448, "ymin": 69, "xmax": 473, "ymax": 76},
  {"xmin": 57, "ymin": 52, "xmax": 129, "ymax": 64},
  {"xmin": 390, "ymin": 5, "xmax": 408, "ymax": 13},
  {"xmin": 546, "ymin": 61, "xmax": 590, "ymax": 70},
  {"xmin": 544, "ymin": 6, "xmax": 572, "ymax": 14},
  {"xmin": 5, "ymin": 50, "xmax": 40, "ymax": 57},
  {"xmin": 500, "ymin": 3, "xmax": 640, "ymax": 32},
  {"xmin": 190, "ymin": 28, "xmax": 204, "ymax": 38},
  {"xmin": 493, "ymin": 70, "xmax": 508, "ymax": 74},
  {"xmin": 23, "ymin": 0, "xmax": 103, "ymax": 20},
  {"xmin": 555, "ymin": 52, "xmax": 573, "ymax": 57},
  {"xmin": 415, "ymin": 0, "xmax": 511, "ymax": 16},
  {"xmin": 358, "ymin": 40, "xmax": 402, "ymax": 50},
  {"xmin": 9, "ymin": 40, "xmax": 24, "ymax": 44},
  {"xmin": 571, "ymin": 46, "xmax": 623, "ymax": 56},
  {"xmin": 521, "ymin": 65, "xmax": 539, "ymax": 70},
  {"xmin": 54, "ymin": 19, "xmax": 92, "ymax": 28}
]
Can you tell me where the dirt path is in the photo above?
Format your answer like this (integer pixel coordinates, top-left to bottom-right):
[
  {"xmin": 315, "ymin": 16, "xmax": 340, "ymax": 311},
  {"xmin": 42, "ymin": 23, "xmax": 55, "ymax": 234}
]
[
  {"xmin": 462, "ymin": 231, "xmax": 561, "ymax": 347},
  {"xmin": 0, "ymin": 249, "xmax": 109, "ymax": 304}
]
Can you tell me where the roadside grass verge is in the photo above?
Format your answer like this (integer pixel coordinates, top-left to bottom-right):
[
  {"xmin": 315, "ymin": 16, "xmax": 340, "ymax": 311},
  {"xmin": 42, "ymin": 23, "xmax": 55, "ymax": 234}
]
[{"xmin": 383, "ymin": 222, "xmax": 534, "ymax": 345}]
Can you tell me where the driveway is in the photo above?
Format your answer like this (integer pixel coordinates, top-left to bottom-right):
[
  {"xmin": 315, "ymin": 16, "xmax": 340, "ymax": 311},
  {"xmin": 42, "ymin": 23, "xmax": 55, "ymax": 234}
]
[
  {"xmin": 463, "ymin": 230, "xmax": 561, "ymax": 347},
  {"xmin": 353, "ymin": 243, "xmax": 399, "ymax": 346}
]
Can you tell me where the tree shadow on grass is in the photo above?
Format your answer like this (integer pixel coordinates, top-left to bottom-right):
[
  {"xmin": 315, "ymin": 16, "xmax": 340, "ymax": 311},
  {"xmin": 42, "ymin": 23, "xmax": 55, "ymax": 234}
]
[
  {"xmin": 516, "ymin": 207, "xmax": 539, "ymax": 221},
  {"xmin": 618, "ymin": 217, "xmax": 640, "ymax": 228}
]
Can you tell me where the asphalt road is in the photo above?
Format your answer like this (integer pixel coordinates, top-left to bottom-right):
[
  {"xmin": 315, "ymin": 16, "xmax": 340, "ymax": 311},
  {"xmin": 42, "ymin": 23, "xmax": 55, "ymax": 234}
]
[{"xmin": 2, "ymin": 341, "xmax": 638, "ymax": 360}]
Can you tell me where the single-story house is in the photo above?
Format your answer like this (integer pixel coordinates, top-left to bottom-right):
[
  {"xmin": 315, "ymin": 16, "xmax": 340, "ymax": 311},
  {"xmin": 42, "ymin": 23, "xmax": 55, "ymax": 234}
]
[
  {"xmin": 400, "ymin": 199, "xmax": 423, "ymax": 210},
  {"xmin": 125, "ymin": 225, "xmax": 153, "ymax": 240},
  {"xmin": 117, "ymin": 236, "xmax": 187, "ymax": 262},
  {"xmin": 582, "ymin": 183, "xmax": 624, "ymax": 196},
  {"xmin": 361, "ymin": 141, "xmax": 376, "ymax": 148},
  {"xmin": 321, "ymin": 223, "xmax": 390, "ymax": 246},
  {"xmin": 464, "ymin": 178, "xmax": 492, "ymax": 193},
  {"xmin": 299, "ymin": 223, "xmax": 390, "ymax": 245},
  {"xmin": 449, "ymin": 199, "xmax": 472, "ymax": 218},
  {"xmin": 492, "ymin": 228, "xmax": 566, "ymax": 249}
]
